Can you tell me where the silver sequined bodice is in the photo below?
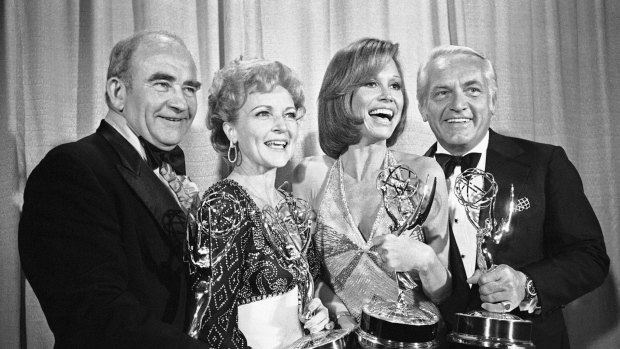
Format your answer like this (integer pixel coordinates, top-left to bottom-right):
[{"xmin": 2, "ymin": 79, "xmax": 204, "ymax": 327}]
[{"xmin": 314, "ymin": 151, "xmax": 440, "ymax": 320}]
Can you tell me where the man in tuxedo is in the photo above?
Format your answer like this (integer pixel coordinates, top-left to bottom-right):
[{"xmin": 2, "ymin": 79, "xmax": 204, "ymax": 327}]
[
  {"xmin": 417, "ymin": 45, "xmax": 609, "ymax": 348},
  {"xmin": 19, "ymin": 31, "xmax": 208, "ymax": 348}
]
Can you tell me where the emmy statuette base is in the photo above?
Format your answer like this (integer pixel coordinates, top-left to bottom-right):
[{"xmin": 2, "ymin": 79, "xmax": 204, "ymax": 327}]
[
  {"xmin": 356, "ymin": 300, "xmax": 439, "ymax": 348},
  {"xmin": 356, "ymin": 328, "xmax": 438, "ymax": 349},
  {"xmin": 448, "ymin": 311, "xmax": 535, "ymax": 348},
  {"xmin": 287, "ymin": 328, "xmax": 356, "ymax": 349}
]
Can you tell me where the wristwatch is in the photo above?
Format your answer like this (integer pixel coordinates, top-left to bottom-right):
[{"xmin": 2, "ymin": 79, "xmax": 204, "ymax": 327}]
[{"xmin": 523, "ymin": 274, "xmax": 538, "ymax": 302}]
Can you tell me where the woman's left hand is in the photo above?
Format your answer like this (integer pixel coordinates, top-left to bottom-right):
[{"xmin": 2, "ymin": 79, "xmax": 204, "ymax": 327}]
[
  {"xmin": 300, "ymin": 298, "xmax": 332, "ymax": 333},
  {"xmin": 372, "ymin": 234, "xmax": 433, "ymax": 272}
]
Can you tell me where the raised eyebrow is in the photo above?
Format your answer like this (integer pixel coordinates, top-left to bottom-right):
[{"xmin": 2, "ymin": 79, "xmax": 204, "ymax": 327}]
[
  {"xmin": 464, "ymin": 80, "xmax": 483, "ymax": 87},
  {"xmin": 184, "ymin": 80, "xmax": 202, "ymax": 90},
  {"xmin": 431, "ymin": 84, "xmax": 451, "ymax": 92},
  {"xmin": 148, "ymin": 73, "xmax": 175, "ymax": 83},
  {"xmin": 250, "ymin": 105, "xmax": 273, "ymax": 112}
]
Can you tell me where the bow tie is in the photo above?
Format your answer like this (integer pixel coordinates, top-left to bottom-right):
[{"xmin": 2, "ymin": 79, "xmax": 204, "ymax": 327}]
[
  {"xmin": 435, "ymin": 153, "xmax": 481, "ymax": 178},
  {"xmin": 139, "ymin": 137, "xmax": 186, "ymax": 175}
]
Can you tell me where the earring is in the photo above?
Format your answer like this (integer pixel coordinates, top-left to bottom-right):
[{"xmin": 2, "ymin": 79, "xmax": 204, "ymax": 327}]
[{"xmin": 227, "ymin": 142, "xmax": 238, "ymax": 164}]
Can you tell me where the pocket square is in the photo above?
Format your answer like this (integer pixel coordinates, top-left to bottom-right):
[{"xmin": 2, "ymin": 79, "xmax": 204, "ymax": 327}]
[{"xmin": 515, "ymin": 197, "xmax": 530, "ymax": 212}]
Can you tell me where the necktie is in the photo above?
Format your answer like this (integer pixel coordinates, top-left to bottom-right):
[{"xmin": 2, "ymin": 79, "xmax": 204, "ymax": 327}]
[
  {"xmin": 139, "ymin": 136, "xmax": 186, "ymax": 175},
  {"xmin": 435, "ymin": 153, "xmax": 481, "ymax": 178}
]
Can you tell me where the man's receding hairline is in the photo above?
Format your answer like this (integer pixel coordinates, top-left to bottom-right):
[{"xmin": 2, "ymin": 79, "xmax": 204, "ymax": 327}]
[
  {"xmin": 431, "ymin": 52, "xmax": 486, "ymax": 71},
  {"xmin": 128, "ymin": 36, "xmax": 194, "ymax": 80},
  {"xmin": 427, "ymin": 53, "xmax": 489, "ymax": 87}
]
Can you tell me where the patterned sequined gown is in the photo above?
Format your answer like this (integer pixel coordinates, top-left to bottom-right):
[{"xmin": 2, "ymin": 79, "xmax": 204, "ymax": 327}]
[
  {"xmin": 313, "ymin": 151, "xmax": 440, "ymax": 320},
  {"xmin": 195, "ymin": 179, "xmax": 303, "ymax": 348}
]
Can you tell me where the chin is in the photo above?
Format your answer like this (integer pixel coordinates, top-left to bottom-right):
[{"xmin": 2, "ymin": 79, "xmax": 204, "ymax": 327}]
[
  {"xmin": 274, "ymin": 159, "xmax": 291, "ymax": 168},
  {"xmin": 264, "ymin": 157, "xmax": 291, "ymax": 169}
]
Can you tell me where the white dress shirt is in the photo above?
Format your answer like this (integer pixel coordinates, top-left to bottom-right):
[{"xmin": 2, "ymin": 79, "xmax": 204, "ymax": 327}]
[
  {"xmin": 436, "ymin": 131, "xmax": 490, "ymax": 281},
  {"xmin": 436, "ymin": 132, "xmax": 540, "ymax": 312}
]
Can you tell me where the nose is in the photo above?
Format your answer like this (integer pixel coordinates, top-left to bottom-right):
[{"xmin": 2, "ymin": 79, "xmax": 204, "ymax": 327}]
[
  {"xmin": 167, "ymin": 86, "xmax": 189, "ymax": 113},
  {"xmin": 271, "ymin": 113, "xmax": 290, "ymax": 133},
  {"xmin": 379, "ymin": 86, "xmax": 394, "ymax": 102},
  {"xmin": 449, "ymin": 89, "xmax": 467, "ymax": 112}
]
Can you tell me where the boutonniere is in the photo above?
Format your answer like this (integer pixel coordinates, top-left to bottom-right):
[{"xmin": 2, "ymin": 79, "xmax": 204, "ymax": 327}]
[{"xmin": 160, "ymin": 162, "xmax": 200, "ymax": 212}]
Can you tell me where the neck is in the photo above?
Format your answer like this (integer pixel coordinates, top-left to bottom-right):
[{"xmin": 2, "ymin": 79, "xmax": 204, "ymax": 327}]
[
  {"xmin": 340, "ymin": 143, "xmax": 387, "ymax": 181},
  {"xmin": 227, "ymin": 166, "xmax": 280, "ymax": 208}
]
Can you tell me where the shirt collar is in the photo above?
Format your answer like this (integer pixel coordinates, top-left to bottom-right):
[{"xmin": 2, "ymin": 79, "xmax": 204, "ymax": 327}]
[{"xmin": 104, "ymin": 111, "xmax": 147, "ymax": 161}]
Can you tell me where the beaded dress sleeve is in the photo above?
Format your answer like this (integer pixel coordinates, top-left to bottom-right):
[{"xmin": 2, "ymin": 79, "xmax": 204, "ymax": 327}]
[
  {"xmin": 196, "ymin": 182, "xmax": 250, "ymax": 348},
  {"xmin": 195, "ymin": 180, "xmax": 301, "ymax": 348}
]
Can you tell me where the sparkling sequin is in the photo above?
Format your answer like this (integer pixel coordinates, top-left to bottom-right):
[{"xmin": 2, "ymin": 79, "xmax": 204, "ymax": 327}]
[
  {"xmin": 314, "ymin": 151, "xmax": 441, "ymax": 321},
  {"xmin": 193, "ymin": 179, "xmax": 302, "ymax": 347}
]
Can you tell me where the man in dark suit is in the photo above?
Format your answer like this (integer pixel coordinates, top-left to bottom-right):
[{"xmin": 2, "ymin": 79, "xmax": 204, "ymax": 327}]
[
  {"xmin": 19, "ymin": 31, "xmax": 208, "ymax": 348},
  {"xmin": 416, "ymin": 45, "xmax": 609, "ymax": 348}
]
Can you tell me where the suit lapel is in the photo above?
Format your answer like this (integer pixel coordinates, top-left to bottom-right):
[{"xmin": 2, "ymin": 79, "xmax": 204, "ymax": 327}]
[
  {"xmin": 485, "ymin": 130, "xmax": 530, "ymax": 216},
  {"xmin": 97, "ymin": 121, "xmax": 186, "ymax": 259},
  {"xmin": 424, "ymin": 143, "xmax": 437, "ymax": 158},
  {"xmin": 484, "ymin": 130, "xmax": 532, "ymax": 263}
]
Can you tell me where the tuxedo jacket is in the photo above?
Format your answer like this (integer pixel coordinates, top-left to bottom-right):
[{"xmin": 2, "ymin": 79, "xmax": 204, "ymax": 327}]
[
  {"xmin": 19, "ymin": 121, "xmax": 207, "ymax": 348},
  {"xmin": 426, "ymin": 129, "xmax": 609, "ymax": 349}
]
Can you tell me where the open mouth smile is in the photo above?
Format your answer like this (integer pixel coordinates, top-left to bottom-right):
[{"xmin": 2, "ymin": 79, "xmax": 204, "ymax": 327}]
[
  {"xmin": 446, "ymin": 117, "xmax": 471, "ymax": 124},
  {"xmin": 158, "ymin": 116, "xmax": 187, "ymax": 122},
  {"xmin": 369, "ymin": 108, "xmax": 394, "ymax": 121},
  {"xmin": 264, "ymin": 140, "xmax": 288, "ymax": 149}
]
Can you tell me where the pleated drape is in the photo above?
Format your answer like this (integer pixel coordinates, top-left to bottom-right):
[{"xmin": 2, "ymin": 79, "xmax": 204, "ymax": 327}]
[{"xmin": 2, "ymin": 1, "xmax": 618, "ymax": 348}]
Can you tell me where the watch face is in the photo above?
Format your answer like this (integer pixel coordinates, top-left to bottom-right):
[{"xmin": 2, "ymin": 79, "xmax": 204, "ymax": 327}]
[{"xmin": 526, "ymin": 279, "xmax": 537, "ymax": 296}]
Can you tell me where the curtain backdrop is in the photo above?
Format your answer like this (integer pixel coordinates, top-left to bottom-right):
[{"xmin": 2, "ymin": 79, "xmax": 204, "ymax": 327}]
[{"xmin": 2, "ymin": 1, "xmax": 618, "ymax": 348}]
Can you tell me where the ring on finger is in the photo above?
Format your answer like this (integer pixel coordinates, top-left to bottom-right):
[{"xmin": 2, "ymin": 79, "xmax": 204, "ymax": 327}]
[{"xmin": 501, "ymin": 301, "xmax": 511, "ymax": 312}]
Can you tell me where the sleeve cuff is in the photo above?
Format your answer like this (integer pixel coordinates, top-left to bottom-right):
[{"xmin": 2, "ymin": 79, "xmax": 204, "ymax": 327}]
[{"xmin": 519, "ymin": 296, "xmax": 541, "ymax": 314}]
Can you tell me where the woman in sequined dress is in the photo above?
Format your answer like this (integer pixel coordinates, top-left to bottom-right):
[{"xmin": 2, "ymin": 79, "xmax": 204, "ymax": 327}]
[
  {"xmin": 192, "ymin": 59, "xmax": 330, "ymax": 348},
  {"xmin": 293, "ymin": 38, "xmax": 452, "ymax": 330}
]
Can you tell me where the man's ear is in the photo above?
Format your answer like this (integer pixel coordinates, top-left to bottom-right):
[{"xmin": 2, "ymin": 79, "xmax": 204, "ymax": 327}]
[
  {"xmin": 489, "ymin": 94, "xmax": 497, "ymax": 116},
  {"xmin": 106, "ymin": 77, "xmax": 126, "ymax": 112},
  {"xmin": 418, "ymin": 103, "xmax": 428, "ymax": 122},
  {"xmin": 222, "ymin": 122, "xmax": 237, "ymax": 144}
]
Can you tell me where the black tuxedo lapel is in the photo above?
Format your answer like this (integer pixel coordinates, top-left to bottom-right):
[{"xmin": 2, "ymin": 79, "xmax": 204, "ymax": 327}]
[
  {"xmin": 423, "ymin": 143, "xmax": 437, "ymax": 158},
  {"xmin": 484, "ymin": 130, "xmax": 532, "ymax": 264},
  {"xmin": 97, "ymin": 121, "xmax": 186, "ymax": 259},
  {"xmin": 485, "ymin": 130, "xmax": 530, "ymax": 222}
]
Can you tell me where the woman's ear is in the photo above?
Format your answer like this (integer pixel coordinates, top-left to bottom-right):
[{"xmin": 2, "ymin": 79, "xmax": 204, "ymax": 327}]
[
  {"xmin": 106, "ymin": 77, "xmax": 126, "ymax": 112},
  {"xmin": 223, "ymin": 122, "xmax": 237, "ymax": 144}
]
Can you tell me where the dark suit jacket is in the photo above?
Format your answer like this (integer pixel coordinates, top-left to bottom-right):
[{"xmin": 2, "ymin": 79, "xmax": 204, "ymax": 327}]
[
  {"xmin": 19, "ymin": 121, "xmax": 207, "ymax": 348},
  {"xmin": 426, "ymin": 129, "xmax": 609, "ymax": 349}
]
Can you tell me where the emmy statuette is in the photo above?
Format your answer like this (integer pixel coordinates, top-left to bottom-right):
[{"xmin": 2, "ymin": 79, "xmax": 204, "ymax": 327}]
[
  {"xmin": 447, "ymin": 168, "xmax": 534, "ymax": 348},
  {"xmin": 262, "ymin": 195, "xmax": 355, "ymax": 349},
  {"xmin": 186, "ymin": 191, "xmax": 245, "ymax": 338},
  {"xmin": 356, "ymin": 165, "xmax": 440, "ymax": 349}
]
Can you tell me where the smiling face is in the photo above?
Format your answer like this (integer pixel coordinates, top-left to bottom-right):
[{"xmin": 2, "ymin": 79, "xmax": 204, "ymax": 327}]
[
  {"xmin": 420, "ymin": 54, "xmax": 495, "ymax": 155},
  {"xmin": 123, "ymin": 41, "xmax": 200, "ymax": 150},
  {"xmin": 224, "ymin": 85, "xmax": 299, "ymax": 174},
  {"xmin": 351, "ymin": 58, "xmax": 404, "ymax": 146}
]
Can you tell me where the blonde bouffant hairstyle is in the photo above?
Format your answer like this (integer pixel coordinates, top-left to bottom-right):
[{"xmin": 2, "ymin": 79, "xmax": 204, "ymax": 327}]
[{"xmin": 206, "ymin": 58, "xmax": 306, "ymax": 156}]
